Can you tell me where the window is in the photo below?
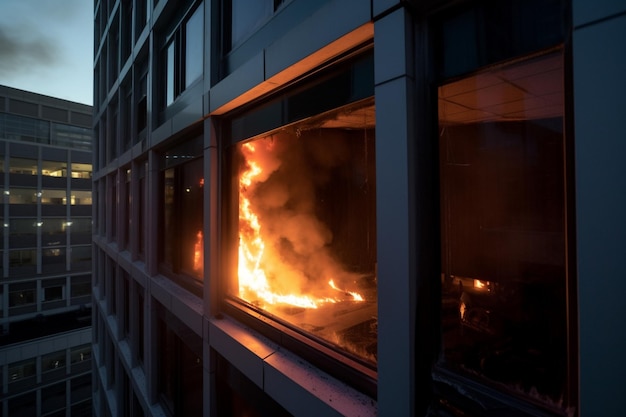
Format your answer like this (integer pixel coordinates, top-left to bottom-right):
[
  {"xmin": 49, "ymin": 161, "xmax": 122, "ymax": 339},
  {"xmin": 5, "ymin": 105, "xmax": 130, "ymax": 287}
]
[
  {"xmin": 42, "ymin": 160, "xmax": 68, "ymax": 177},
  {"xmin": 71, "ymin": 190, "xmax": 92, "ymax": 205},
  {"xmin": 225, "ymin": 0, "xmax": 287, "ymax": 50},
  {"xmin": 42, "ymin": 217, "xmax": 67, "ymax": 246},
  {"xmin": 437, "ymin": 51, "xmax": 572, "ymax": 412},
  {"xmin": 51, "ymin": 123, "xmax": 93, "ymax": 151},
  {"xmin": 71, "ymin": 344, "xmax": 92, "ymax": 370},
  {"xmin": 43, "ymin": 247, "xmax": 66, "ymax": 270},
  {"xmin": 70, "ymin": 274, "xmax": 92, "ymax": 304},
  {"xmin": 431, "ymin": 1, "xmax": 573, "ymax": 414},
  {"xmin": 224, "ymin": 52, "xmax": 377, "ymax": 387},
  {"xmin": 70, "ymin": 218, "xmax": 92, "ymax": 244},
  {"xmin": 71, "ymin": 374, "xmax": 92, "ymax": 404},
  {"xmin": 42, "ymin": 350, "xmax": 67, "ymax": 381},
  {"xmin": 9, "ymin": 218, "xmax": 38, "ymax": 234},
  {"xmin": 160, "ymin": 136, "xmax": 204, "ymax": 292},
  {"xmin": 71, "ymin": 245, "xmax": 92, "ymax": 269},
  {"xmin": 0, "ymin": 113, "xmax": 49, "ymax": 143},
  {"xmin": 9, "ymin": 157, "xmax": 38, "ymax": 175},
  {"xmin": 42, "ymin": 382, "xmax": 67, "ymax": 415},
  {"xmin": 163, "ymin": 2, "xmax": 203, "ymax": 106},
  {"xmin": 8, "ymin": 358, "xmax": 36, "ymax": 381},
  {"xmin": 42, "ymin": 189, "xmax": 67, "ymax": 205},
  {"xmin": 138, "ymin": 161, "xmax": 147, "ymax": 258},
  {"xmin": 9, "ymin": 249, "xmax": 36, "ymax": 268},
  {"xmin": 136, "ymin": 59, "xmax": 148, "ymax": 137},
  {"xmin": 71, "ymin": 163, "xmax": 92, "ymax": 179},
  {"xmin": 157, "ymin": 305, "xmax": 203, "ymax": 417},
  {"xmin": 8, "ymin": 391, "xmax": 36, "ymax": 415},
  {"xmin": 9, "ymin": 187, "xmax": 37, "ymax": 204}
]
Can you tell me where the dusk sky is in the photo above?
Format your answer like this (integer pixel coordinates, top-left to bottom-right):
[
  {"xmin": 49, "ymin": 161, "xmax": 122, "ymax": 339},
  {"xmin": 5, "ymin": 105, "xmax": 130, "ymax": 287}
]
[{"xmin": 0, "ymin": 0, "xmax": 93, "ymax": 105}]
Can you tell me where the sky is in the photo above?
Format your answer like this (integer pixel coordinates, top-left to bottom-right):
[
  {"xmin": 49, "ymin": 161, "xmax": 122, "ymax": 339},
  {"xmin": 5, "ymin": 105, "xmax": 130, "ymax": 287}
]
[{"xmin": 0, "ymin": 0, "xmax": 93, "ymax": 105}]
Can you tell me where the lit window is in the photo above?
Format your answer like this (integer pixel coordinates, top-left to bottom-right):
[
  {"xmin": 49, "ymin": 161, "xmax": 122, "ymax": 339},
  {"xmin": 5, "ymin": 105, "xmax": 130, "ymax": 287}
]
[
  {"xmin": 70, "ymin": 190, "xmax": 92, "ymax": 205},
  {"xmin": 438, "ymin": 50, "xmax": 569, "ymax": 407},
  {"xmin": 42, "ymin": 160, "xmax": 68, "ymax": 177},
  {"xmin": 71, "ymin": 163, "xmax": 92, "ymax": 179},
  {"xmin": 225, "ymin": 53, "xmax": 377, "ymax": 374},
  {"xmin": 41, "ymin": 189, "xmax": 68, "ymax": 205}
]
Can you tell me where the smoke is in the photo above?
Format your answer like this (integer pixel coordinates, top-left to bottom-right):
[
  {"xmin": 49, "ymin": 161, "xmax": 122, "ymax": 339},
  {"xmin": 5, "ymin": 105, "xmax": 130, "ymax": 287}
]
[
  {"xmin": 0, "ymin": 26, "xmax": 58, "ymax": 76},
  {"xmin": 0, "ymin": 0, "xmax": 85, "ymax": 79},
  {"xmin": 241, "ymin": 129, "xmax": 367, "ymax": 299}
]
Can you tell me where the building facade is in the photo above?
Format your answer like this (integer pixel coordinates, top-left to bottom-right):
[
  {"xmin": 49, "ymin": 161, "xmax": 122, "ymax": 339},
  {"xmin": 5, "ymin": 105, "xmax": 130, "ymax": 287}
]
[
  {"xmin": 92, "ymin": 0, "xmax": 626, "ymax": 416},
  {"xmin": 0, "ymin": 85, "xmax": 93, "ymax": 416}
]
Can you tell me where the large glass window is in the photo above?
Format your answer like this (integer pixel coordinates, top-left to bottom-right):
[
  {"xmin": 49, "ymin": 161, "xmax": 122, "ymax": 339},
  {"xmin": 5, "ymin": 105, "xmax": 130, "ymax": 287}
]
[
  {"xmin": 42, "ymin": 189, "xmax": 67, "ymax": 205},
  {"xmin": 225, "ymin": 53, "xmax": 377, "ymax": 375},
  {"xmin": 71, "ymin": 163, "xmax": 92, "ymax": 179},
  {"xmin": 9, "ymin": 249, "xmax": 36, "ymax": 268},
  {"xmin": 71, "ymin": 190, "xmax": 92, "ymax": 205},
  {"xmin": 163, "ymin": 2, "xmax": 204, "ymax": 106},
  {"xmin": 9, "ymin": 157, "xmax": 38, "ymax": 175},
  {"xmin": 51, "ymin": 123, "xmax": 93, "ymax": 151},
  {"xmin": 157, "ymin": 305, "xmax": 203, "ymax": 417},
  {"xmin": 226, "ymin": 0, "xmax": 287, "ymax": 50},
  {"xmin": 0, "ymin": 113, "xmax": 49, "ymax": 143},
  {"xmin": 9, "ymin": 187, "xmax": 37, "ymax": 204},
  {"xmin": 161, "ymin": 136, "xmax": 204, "ymax": 291},
  {"xmin": 42, "ymin": 160, "xmax": 68, "ymax": 177},
  {"xmin": 438, "ymin": 50, "xmax": 569, "ymax": 409}
]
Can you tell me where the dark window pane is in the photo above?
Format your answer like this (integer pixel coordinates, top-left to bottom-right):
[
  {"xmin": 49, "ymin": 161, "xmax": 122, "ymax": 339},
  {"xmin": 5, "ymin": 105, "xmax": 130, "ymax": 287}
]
[
  {"xmin": 438, "ymin": 51, "xmax": 567, "ymax": 405},
  {"xmin": 185, "ymin": 5, "xmax": 203, "ymax": 87},
  {"xmin": 231, "ymin": 0, "xmax": 272, "ymax": 48}
]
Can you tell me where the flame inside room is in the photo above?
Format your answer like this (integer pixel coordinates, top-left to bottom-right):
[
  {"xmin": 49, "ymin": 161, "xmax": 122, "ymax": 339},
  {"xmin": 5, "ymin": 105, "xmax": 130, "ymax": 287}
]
[{"xmin": 226, "ymin": 97, "xmax": 378, "ymax": 366}]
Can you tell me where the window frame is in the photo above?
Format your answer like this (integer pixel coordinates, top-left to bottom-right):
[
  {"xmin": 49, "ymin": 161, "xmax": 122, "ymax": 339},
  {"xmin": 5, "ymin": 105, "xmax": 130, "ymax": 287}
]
[
  {"xmin": 160, "ymin": 1, "xmax": 204, "ymax": 110},
  {"xmin": 426, "ymin": 1, "xmax": 577, "ymax": 415},
  {"xmin": 219, "ymin": 48, "xmax": 377, "ymax": 397}
]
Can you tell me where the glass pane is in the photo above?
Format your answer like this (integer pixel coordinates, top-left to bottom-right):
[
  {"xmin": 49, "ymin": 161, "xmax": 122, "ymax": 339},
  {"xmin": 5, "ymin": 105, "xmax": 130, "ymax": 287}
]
[
  {"xmin": 9, "ymin": 218, "xmax": 37, "ymax": 236},
  {"xmin": 185, "ymin": 5, "xmax": 203, "ymax": 88},
  {"xmin": 42, "ymin": 189, "xmax": 67, "ymax": 205},
  {"xmin": 42, "ymin": 160, "xmax": 68, "ymax": 177},
  {"xmin": 71, "ymin": 344, "xmax": 92, "ymax": 364},
  {"xmin": 71, "ymin": 163, "xmax": 92, "ymax": 179},
  {"xmin": 9, "ymin": 157, "xmax": 38, "ymax": 175},
  {"xmin": 71, "ymin": 190, "xmax": 92, "ymax": 205},
  {"xmin": 42, "ymin": 350, "xmax": 66, "ymax": 372},
  {"xmin": 9, "ymin": 188, "xmax": 37, "ymax": 204},
  {"xmin": 438, "ymin": 51, "xmax": 567, "ymax": 404},
  {"xmin": 51, "ymin": 123, "xmax": 93, "ymax": 151},
  {"xmin": 231, "ymin": 99, "xmax": 377, "ymax": 365},
  {"xmin": 166, "ymin": 42, "xmax": 175, "ymax": 105},
  {"xmin": 231, "ymin": 0, "xmax": 273, "ymax": 48}
]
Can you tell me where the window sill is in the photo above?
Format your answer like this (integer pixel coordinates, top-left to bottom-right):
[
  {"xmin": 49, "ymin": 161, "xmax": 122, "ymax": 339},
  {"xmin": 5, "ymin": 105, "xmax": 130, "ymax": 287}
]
[{"xmin": 209, "ymin": 315, "xmax": 377, "ymax": 417}]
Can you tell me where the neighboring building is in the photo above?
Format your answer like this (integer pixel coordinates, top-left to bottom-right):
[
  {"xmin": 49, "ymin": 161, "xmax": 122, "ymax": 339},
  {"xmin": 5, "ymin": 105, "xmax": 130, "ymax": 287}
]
[
  {"xmin": 0, "ymin": 85, "xmax": 93, "ymax": 417},
  {"xmin": 92, "ymin": 0, "xmax": 625, "ymax": 416}
]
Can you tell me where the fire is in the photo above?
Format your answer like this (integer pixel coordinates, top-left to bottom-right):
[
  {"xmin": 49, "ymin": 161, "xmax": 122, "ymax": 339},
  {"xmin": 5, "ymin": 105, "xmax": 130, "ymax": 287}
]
[
  {"xmin": 194, "ymin": 230, "xmax": 203, "ymax": 274},
  {"xmin": 238, "ymin": 141, "xmax": 364, "ymax": 309}
]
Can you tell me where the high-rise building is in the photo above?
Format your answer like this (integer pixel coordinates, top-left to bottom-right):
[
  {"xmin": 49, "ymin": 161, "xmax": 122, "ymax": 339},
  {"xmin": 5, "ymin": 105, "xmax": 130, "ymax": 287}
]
[
  {"xmin": 92, "ymin": 0, "xmax": 626, "ymax": 416},
  {"xmin": 0, "ymin": 85, "xmax": 93, "ymax": 416}
]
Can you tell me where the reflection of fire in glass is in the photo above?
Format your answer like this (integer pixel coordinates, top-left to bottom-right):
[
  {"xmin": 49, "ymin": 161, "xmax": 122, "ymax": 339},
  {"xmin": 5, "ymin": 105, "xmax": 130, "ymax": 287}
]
[{"xmin": 233, "ymin": 100, "xmax": 377, "ymax": 365}]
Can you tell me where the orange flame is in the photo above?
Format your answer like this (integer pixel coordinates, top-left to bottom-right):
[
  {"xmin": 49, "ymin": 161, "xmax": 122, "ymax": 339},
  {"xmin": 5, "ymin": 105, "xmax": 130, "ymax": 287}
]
[
  {"xmin": 238, "ymin": 141, "xmax": 364, "ymax": 309},
  {"xmin": 194, "ymin": 230, "xmax": 203, "ymax": 274}
]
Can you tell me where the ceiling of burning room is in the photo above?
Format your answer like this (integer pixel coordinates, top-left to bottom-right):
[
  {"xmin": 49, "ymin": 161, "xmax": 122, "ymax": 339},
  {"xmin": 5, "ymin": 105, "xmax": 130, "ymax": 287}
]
[{"xmin": 439, "ymin": 52, "xmax": 563, "ymax": 124}]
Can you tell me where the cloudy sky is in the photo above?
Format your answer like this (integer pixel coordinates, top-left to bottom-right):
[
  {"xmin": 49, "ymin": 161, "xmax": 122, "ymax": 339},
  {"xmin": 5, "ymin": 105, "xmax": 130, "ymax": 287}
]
[{"xmin": 0, "ymin": 0, "xmax": 93, "ymax": 105}]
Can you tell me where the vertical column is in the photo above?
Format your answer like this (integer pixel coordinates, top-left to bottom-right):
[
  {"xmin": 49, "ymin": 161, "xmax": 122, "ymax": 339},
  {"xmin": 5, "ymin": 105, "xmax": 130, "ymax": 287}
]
[
  {"xmin": 373, "ymin": 5, "xmax": 418, "ymax": 416},
  {"xmin": 573, "ymin": 1, "xmax": 626, "ymax": 415}
]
